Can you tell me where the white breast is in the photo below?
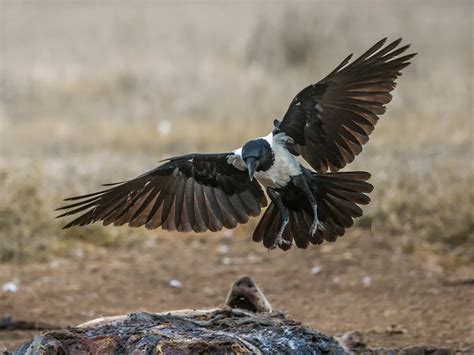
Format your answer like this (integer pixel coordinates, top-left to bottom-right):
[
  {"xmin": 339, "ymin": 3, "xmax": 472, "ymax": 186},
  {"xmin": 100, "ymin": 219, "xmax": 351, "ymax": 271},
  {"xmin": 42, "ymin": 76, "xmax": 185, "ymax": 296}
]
[{"xmin": 254, "ymin": 133, "xmax": 301, "ymax": 188}]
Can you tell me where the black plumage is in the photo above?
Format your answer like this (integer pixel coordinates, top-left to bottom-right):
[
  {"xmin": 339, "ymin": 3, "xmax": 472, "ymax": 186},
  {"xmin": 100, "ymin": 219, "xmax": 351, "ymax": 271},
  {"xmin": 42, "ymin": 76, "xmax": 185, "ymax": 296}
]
[
  {"xmin": 57, "ymin": 38, "xmax": 415, "ymax": 250},
  {"xmin": 253, "ymin": 171, "xmax": 373, "ymax": 249},
  {"xmin": 56, "ymin": 153, "xmax": 267, "ymax": 232},
  {"xmin": 279, "ymin": 38, "xmax": 416, "ymax": 173}
]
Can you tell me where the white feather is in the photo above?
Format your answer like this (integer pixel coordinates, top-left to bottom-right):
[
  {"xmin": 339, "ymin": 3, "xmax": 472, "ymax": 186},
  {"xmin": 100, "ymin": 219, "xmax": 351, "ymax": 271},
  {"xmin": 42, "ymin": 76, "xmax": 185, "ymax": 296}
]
[
  {"xmin": 228, "ymin": 148, "xmax": 246, "ymax": 170},
  {"xmin": 229, "ymin": 133, "xmax": 302, "ymax": 187},
  {"xmin": 254, "ymin": 132, "xmax": 301, "ymax": 188}
]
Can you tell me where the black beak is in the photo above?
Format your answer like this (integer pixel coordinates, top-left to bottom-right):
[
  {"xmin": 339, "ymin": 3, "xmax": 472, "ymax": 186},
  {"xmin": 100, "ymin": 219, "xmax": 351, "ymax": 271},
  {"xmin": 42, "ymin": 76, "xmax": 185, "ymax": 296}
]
[{"xmin": 246, "ymin": 158, "xmax": 258, "ymax": 181}]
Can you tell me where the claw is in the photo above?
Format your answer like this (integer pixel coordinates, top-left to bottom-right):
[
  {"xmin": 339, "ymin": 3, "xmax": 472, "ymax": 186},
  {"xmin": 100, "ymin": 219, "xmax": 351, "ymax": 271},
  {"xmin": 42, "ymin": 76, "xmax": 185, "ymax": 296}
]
[
  {"xmin": 277, "ymin": 236, "xmax": 291, "ymax": 247},
  {"xmin": 268, "ymin": 236, "xmax": 292, "ymax": 250},
  {"xmin": 310, "ymin": 220, "xmax": 324, "ymax": 236}
]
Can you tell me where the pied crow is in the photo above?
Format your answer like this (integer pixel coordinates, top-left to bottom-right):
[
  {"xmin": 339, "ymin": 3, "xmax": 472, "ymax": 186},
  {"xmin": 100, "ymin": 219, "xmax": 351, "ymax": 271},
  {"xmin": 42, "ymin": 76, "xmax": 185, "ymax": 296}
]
[{"xmin": 57, "ymin": 38, "xmax": 416, "ymax": 250}]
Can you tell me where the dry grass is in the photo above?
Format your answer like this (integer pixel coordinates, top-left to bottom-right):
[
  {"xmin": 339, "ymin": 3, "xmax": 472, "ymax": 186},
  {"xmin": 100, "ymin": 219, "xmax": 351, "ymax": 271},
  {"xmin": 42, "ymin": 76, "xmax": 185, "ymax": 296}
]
[
  {"xmin": 0, "ymin": 1, "xmax": 472, "ymax": 263},
  {"xmin": 0, "ymin": 170, "xmax": 149, "ymax": 263}
]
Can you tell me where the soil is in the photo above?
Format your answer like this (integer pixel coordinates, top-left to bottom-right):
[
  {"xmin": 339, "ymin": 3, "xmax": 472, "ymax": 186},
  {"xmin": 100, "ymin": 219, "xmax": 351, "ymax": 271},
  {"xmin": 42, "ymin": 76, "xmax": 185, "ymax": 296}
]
[{"xmin": 0, "ymin": 230, "xmax": 473, "ymax": 353}]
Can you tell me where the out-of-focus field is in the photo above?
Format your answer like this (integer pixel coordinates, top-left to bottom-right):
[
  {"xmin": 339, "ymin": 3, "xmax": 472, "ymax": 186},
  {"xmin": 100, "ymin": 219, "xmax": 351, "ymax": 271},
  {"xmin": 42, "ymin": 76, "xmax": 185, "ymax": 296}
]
[{"xmin": 0, "ymin": 0, "xmax": 473, "ymax": 352}]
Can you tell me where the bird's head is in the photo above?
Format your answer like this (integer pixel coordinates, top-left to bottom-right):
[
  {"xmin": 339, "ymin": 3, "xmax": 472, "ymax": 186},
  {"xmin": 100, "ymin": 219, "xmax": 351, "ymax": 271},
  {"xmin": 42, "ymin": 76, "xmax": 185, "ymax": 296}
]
[{"xmin": 241, "ymin": 139, "xmax": 274, "ymax": 181}]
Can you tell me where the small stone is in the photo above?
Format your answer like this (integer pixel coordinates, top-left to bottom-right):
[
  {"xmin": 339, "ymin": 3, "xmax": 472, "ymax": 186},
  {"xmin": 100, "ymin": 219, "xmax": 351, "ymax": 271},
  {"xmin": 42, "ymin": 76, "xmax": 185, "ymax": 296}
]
[
  {"xmin": 221, "ymin": 257, "xmax": 232, "ymax": 265},
  {"xmin": 2, "ymin": 280, "xmax": 19, "ymax": 293},
  {"xmin": 362, "ymin": 276, "xmax": 372, "ymax": 286},
  {"xmin": 217, "ymin": 245, "xmax": 229, "ymax": 254},
  {"xmin": 168, "ymin": 279, "xmax": 183, "ymax": 289},
  {"xmin": 223, "ymin": 230, "xmax": 234, "ymax": 238},
  {"xmin": 246, "ymin": 253, "xmax": 262, "ymax": 263},
  {"xmin": 310, "ymin": 266, "xmax": 321, "ymax": 275}
]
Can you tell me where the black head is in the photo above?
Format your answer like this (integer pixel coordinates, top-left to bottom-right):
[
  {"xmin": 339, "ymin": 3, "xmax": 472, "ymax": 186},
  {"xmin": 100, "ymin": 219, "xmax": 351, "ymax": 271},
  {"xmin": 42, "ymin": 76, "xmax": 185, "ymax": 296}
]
[{"xmin": 241, "ymin": 139, "xmax": 274, "ymax": 180}]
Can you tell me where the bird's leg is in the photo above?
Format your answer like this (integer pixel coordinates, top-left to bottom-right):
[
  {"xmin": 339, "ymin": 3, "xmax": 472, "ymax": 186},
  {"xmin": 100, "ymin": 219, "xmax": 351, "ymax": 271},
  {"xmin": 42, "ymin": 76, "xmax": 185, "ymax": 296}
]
[
  {"xmin": 291, "ymin": 175, "xmax": 324, "ymax": 236},
  {"xmin": 266, "ymin": 188, "xmax": 291, "ymax": 249}
]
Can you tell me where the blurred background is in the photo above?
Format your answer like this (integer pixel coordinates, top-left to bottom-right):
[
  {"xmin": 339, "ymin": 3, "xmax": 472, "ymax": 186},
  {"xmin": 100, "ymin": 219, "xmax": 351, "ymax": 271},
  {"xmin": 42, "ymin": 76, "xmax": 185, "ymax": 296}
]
[{"xmin": 0, "ymin": 0, "xmax": 472, "ymax": 351}]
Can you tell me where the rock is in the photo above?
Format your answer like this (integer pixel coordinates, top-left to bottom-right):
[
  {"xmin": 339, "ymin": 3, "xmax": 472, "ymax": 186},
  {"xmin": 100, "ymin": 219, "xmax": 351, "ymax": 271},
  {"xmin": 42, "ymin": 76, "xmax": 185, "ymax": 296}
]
[
  {"xmin": 336, "ymin": 330, "xmax": 368, "ymax": 351},
  {"xmin": 9, "ymin": 276, "xmax": 458, "ymax": 354},
  {"xmin": 337, "ymin": 331, "xmax": 455, "ymax": 355},
  {"xmin": 12, "ymin": 308, "xmax": 347, "ymax": 354}
]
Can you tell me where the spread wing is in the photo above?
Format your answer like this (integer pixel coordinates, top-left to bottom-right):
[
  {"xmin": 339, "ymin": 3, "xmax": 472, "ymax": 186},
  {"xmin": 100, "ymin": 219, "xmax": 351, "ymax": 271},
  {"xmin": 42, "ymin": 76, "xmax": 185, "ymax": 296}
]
[
  {"xmin": 279, "ymin": 38, "xmax": 416, "ymax": 173},
  {"xmin": 56, "ymin": 153, "xmax": 267, "ymax": 232}
]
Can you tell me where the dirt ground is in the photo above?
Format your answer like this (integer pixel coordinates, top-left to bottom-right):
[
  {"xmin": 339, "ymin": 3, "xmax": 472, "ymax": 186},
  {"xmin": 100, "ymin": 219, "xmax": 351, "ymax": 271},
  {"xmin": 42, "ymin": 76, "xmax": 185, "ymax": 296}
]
[
  {"xmin": 0, "ymin": 1, "xmax": 472, "ymax": 353},
  {"xmin": 0, "ymin": 230, "xmax": 472, "ymax": 353}
]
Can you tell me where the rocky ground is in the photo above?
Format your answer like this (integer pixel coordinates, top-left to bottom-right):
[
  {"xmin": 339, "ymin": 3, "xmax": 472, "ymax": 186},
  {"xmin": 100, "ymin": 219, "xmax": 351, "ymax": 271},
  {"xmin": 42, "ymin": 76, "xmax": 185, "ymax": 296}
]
[{"xmin": 1, "ymin": 230, "xmax": 472, "ymax": 352}]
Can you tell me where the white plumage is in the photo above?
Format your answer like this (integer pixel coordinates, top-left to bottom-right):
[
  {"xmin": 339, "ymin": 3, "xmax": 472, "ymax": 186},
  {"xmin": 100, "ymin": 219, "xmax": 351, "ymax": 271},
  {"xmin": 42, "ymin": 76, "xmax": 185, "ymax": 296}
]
[{"xmin": 231, "ymin": 132, "xmax": 302, "ymax": 188}]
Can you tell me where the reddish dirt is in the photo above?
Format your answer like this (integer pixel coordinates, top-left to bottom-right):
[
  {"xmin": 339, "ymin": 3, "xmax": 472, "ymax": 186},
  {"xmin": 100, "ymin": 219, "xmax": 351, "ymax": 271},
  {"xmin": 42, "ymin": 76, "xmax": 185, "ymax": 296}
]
[{"xmin": 1, "ymin": 230, "xmax": 473, "ymax": 352}]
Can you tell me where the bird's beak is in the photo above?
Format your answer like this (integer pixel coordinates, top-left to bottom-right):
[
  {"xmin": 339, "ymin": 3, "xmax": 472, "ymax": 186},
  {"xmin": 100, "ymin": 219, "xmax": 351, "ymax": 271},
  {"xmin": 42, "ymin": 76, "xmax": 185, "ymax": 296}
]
[{"xmin": 246, "ymin": 158, "xmax": 257, "ymax": 181}]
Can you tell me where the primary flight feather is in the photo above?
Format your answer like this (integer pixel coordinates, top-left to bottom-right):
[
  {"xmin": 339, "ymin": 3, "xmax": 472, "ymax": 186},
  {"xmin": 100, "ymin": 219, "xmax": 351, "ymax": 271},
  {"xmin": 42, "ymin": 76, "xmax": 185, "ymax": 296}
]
[{"xmin": 57, "ymin": 38, "xmax": 416, "ymax": 250}]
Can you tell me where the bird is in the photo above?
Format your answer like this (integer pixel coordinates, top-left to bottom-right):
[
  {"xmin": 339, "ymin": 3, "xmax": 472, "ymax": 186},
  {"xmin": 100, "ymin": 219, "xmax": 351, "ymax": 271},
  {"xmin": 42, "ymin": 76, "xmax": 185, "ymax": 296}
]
[{"xmin": 56, "ymin": 38, "xmax": 416, "ymax": 250}]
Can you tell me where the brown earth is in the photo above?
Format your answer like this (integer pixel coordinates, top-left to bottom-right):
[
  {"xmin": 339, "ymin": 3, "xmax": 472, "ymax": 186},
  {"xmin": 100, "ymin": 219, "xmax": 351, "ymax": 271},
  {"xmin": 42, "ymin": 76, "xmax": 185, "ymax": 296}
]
[
  {"xmin": 0, "ymin": 2, "xmax": 472, "ymax": 353},
  {"xmin": 0, "ymin": 230, "xmax": 472, "ymax": 353}
]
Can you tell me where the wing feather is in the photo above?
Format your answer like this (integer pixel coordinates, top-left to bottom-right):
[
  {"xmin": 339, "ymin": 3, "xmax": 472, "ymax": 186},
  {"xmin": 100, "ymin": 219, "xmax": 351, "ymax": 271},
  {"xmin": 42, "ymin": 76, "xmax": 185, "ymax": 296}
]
[
  {"xmin": 202, "ymin": 185, "xmax": 224, "ymax": 232},
  {"xmin": 193, "ymin": 182, "xmax": 209, "ymax": 232},
  {"xmin": 57, "ymin": 152, "xmax": 267, "ymax": 233},
  {"xmin": 279, "ymin": 38, "xmax": 416, "ymax": 172},
  {"xmin": 129, "ymin": 189, "xmax": 160, "ymax": 228},
  {"xmin": 145, "ymin": 181, "xmax": 171, "ymax": 229}
]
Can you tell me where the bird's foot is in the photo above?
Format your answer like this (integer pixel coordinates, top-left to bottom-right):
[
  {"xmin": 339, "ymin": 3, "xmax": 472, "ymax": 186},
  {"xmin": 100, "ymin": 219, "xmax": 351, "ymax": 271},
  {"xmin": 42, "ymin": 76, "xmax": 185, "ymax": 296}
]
[
  {"xmin": 310, "ymin": 219, "xmax": 325, "ymax": 236},
  {"xmin": 268, "ymin": 235, "xmax": 291, "ymax": 250}
]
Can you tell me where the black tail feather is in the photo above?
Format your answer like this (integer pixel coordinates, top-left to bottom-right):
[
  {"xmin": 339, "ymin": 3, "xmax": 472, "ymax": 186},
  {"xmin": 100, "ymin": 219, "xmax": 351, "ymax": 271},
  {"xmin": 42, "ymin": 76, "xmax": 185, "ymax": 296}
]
[{"xmin": 252, "ymin": 171, "xmax": 373, "ymax": 250}]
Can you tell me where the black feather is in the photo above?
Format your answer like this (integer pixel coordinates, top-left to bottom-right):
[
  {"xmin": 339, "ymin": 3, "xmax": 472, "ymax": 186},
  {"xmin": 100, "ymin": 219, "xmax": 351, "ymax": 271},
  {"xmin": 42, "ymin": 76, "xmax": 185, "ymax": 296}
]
[
  {"xmin": 57, "ymin": 152, "xmax": 267, "ymax": 232},
  {"xmin": 279, "ymin": 38, "xmax": 416, "ymax": 173}
]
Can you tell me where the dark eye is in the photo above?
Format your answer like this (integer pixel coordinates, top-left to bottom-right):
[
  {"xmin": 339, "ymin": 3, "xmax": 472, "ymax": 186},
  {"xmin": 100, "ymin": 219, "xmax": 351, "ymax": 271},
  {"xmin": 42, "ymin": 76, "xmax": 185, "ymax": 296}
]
[{"xmin": 246, "ymin": 283, "xmax": 253, "ymax": 288}]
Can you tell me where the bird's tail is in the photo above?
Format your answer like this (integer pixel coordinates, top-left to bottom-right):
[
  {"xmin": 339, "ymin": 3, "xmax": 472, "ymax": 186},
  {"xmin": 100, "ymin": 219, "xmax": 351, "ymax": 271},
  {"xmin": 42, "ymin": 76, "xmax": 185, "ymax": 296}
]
[{"xmin": 252, "ymin": 171, "xmax": 373, "ymax": 250}]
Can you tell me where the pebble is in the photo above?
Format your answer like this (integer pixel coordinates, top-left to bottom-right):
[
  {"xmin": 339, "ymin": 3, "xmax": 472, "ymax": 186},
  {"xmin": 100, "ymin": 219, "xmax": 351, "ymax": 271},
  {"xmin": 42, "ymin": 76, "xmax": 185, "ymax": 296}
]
[
  {"xmin": 168, "ymin": 279, "xmax": 183, "ymax": 289},
  {"xmin": 216, "ymin": 245, "xmax": 230, "ymax": 254},
  {"xmin": 2, "ymin": 280, "xmax": 19, "ymax": 293},
  {"xmin": 362, "ymin": 276, "xmax": 372, "ymax": 286}
]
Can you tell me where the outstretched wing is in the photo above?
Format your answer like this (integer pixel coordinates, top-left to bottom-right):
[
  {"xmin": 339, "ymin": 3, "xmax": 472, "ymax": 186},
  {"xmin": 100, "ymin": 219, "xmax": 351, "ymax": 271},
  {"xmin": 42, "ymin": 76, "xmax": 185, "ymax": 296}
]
[
  {"xmin": 56, "ymin": 153, "xmax": 267, "ymax": 232},
  {"xmin": 279, "ymin": 38, "xmax": 416, "ymax": 173}
]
